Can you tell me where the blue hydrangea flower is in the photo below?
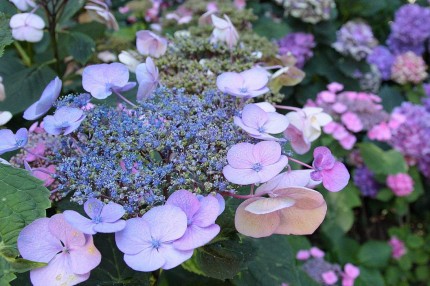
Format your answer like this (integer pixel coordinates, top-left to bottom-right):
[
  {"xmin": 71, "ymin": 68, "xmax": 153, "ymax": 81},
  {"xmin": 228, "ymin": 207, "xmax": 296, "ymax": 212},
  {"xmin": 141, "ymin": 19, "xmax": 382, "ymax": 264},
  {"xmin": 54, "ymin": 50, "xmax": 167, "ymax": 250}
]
[
  {"xmin": 0, "ymin": 128, "xmax": 28, "ymax": 155},
  {"xmin": 43, "ymin": 106, "xmax": 86, "ymax": 135}
]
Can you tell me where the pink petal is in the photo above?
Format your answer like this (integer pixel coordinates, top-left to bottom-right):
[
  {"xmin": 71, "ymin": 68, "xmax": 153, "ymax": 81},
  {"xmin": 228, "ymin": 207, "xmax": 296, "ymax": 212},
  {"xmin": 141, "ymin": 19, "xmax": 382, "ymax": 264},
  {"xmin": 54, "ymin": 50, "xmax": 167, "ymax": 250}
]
[
  {"xmin": 173, "ymin": 224, "xmax": 220, "ymax": 251},
  {"xmin": 344, "ymin": 263, "xmax": 360, "ymax": 278},
  {"xmin": 192, "ymin": 195, "xmax": 219, "ymax": 227},
  {"xmin": 296, "ymin": 250, "xmax": 311, "ymax": 260},
  {"xmin": 222, "ymin": 165, "xmax": 259, "ymax": 185},
  {"xmin": 273, "ymin": 187, "xmax": 325, "ymax": 209},
  {"xmin": 322, "ymin": 271, "xmax": 338, "ymax": 285},
  {"xmin": 321, "ymin": 161, "xmax": 350, "ymax": 192},
  {"xmin": 244, "ymin": 197, "xmax": 295, "ymax": 214},
  {"xmin": 166, "ymin": 189, "xmax": 200, "ymax": 219},
  {"xmin": 69, "ymin": 235, "xmax": 101, "ymax": 274},
  {"xmin": 234, "ymin": 116, "xmax": 262, "ymax": 136},
  {"xmin": 226, "ymin": 142, "xmax": 255, "ymax": 168},
  {"xmin": 253, "ymin": 141, "xmax": 282, "ymax": 165},
  {"xmin": 143, "ymin": 205, "xmax": 188, "ymax": 242},
  {"xmin": 256, "ymin": 170, "xmax": 310, "ymax": 195},
  {"xmin": 310, "ymin": 247, "xmax": 325, "ymax": 258},
  {"xmin": 313, "ymin": 146, "xmax": 336, "ymax": 170},
  {"xmin": 241, "ymin": 104, "xmax": 268, "ymax": 130},
  {"xmin": 263, "ymin": 112, "xmax": 289, "ymax": 134},
  {"xmin": 63, "ymin": 210, "xmax": 96, "ymax": 235},
  {"xmin": 284, "ymin": 125, "xmax": 311, "ymax": 155},
  {"xmin": 241, "ymin": 68, "xmax": 269, "ymax": 91},
  {"xmin": 257, "ymin": 155, "xmax": 288, "ymax": 183},
  {"xmin": 48, "ymin": 214, "xmax": 86, "ymax": 248},
  {"xmin": 234, "ymin": 198, "xmax": 280, "ymax": 238}
]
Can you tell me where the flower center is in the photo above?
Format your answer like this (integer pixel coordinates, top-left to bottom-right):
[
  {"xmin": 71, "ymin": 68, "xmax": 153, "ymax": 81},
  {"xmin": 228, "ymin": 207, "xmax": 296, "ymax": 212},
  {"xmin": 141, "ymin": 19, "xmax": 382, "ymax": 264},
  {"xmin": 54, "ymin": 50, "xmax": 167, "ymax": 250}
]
[
  {"xmin": 239, "ymin": 87, "xmax": 248, "ymax": 94},
  {"xmin": 59, "ymin": 121, "xmax": 70, "ymax": 130},
  {"xmin": 15, "ymin": 139, "xmax": 25, "ymax": 147},
  {"xmin": 92, "ymin": 216, "xmax": 102, "ymax": 224},
  {"xmin": 257, "ymin": 126, "xmax": 265, "ymax": 133},
  {"xmin": 252, "ymin": 163, "xmax": 263, "ymax": 172},
  {"xmin": 151, "ymin": 239, "xmax": 161, "ymax": 250}
]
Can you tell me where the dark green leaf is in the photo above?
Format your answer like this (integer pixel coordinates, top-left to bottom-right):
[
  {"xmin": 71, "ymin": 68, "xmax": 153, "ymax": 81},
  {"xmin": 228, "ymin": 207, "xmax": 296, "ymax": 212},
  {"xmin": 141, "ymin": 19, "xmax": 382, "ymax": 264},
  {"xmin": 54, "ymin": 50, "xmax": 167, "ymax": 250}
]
[
  {"xmin": 0, "ymin": 12, "xmax": 13, "ymax": 58},
  {"xmin": 64, "ymin": 32, "xmax": 96, "ymax": 65},
  {"xmin": 355, "ymin": 267, "xmax": 385, "ymax": 286},
  {"xmin": 358, "ymin": 241, "xmax": 391, "ymax": 268},
  {"xmin": 59, "ymin": 0, "xmax": 85, "ymax": 25},
  {"xmin": 359, "ymin": 143, "xmax": 407, "ymax": 175}
]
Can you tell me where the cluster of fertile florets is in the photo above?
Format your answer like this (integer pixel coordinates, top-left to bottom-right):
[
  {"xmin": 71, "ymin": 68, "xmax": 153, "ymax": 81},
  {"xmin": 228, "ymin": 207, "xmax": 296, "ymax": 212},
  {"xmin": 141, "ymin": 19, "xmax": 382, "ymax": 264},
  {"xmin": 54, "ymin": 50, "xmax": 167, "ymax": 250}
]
[
  {"xmin": 274, "ymin": 0, "xmax": 336, "ymax": 24},
  {"xmin": 390, "ymin": 51, "xmax": 428, "ymax": 85},
  {"xmin": 55, "ymin": 87, "xmax": 248, "ymax": 215}
]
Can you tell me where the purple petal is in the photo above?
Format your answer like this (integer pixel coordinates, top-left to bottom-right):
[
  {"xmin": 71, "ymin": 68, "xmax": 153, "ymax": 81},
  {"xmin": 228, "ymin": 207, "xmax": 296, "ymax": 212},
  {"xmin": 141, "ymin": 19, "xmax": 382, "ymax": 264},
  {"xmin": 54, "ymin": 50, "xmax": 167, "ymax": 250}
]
[
  {"xmin": 173, "ymin": 224, "xmax": 220, "ymax": 251},
  {"xmin": 30, "ymin": 254, "xmax": 90, "ymax": 286},
  {"xmin": 123, "ymin": 247, "xmax": 165, "ymax": 272},
  {"xmin": 63, "ymin": 210, "xmax": 96, "ymax": 235},
  {"xmin": 241, "ymin": 68, "xmax": 269, "ymax": 91},
  {"xmin": 82, "ymin": 64, "xmax": 113, "ymax": 99},
  {"xmin": 137, "ymin": 80, "xmax": 157, "ymax": 101},
  {"xmin": 216, "ymin": 72, "xmax": 244, "ymax": 93},
  {"xmin": 93, "ymin": 220, "xmax": 126, "ymax": 233},
  {"xmin": 115, "ymin": 218, "xmax": 151, "ymax": 255},
  {"xmin": 241, "ymin": 104, "xmax": 268, "ymax": 130},
  {"xmin": 48, "ymin": 214, "xmax": 86, "ymax": 248},
  {"xmin": 253, "ymin": 141, "xmax": 282, "ymax": 166},
  {"xmin": 257, "ymin": 155, "xmax": 288, "ymax": 183},
  {"xmin": 192, "ymin": 195, "xmax": 219, "ymax": 227},
  {"xmin": 321, "ymin": 162, "xmax": 350, "ymax": 192},
  {"xmin": 247, "ymin": 86, "xmax": 270, "ymax": 97},
  {"xmin": 63, "ymin": 116, "xmax": 85, "ymax": 135},
  {"xmin": 68, "ymin": 235, "xmax": 101, "ymax": 274},
  {"xmin": 166, "ymin": 190, "xmax": 200, "ymax": 219},
  {"xmin": 17, "ymin": 218, "xmax": 62, "ymax": 263},
  {"xmin": 222, "ymin": 165, "xmax": 259, "ymax": 185},
  {"xmin": 114, "ymin": 82, "xmax": 137, "ymax": 93},
  {"xmin": 15, "ymin": 128, "xmax": 28, "ymax": 146},
  {"xmin": 42, "ymin": 116, "xmax": 61, "ymax": 135},
  {"xmin": 226, "ymin": 142, "xmax": 255, "ymax": 169},
  {"xmin": 100, "ymin": 202, "xmax": 125, "ymax": 222},
  {"xmin": 159, "ymin": 244, "xmax": 194, "ymax": 270},
  {"xmin": 233, "ymin": 116, "xmax": 261, "ymax": 136},
  {"xmin": 283, "ymin": 125, "xmax": 311, "ymax": 155},
  {"xmin": 142, "ymin": 205, "xmax": 188, "ymax": 242},
  {"xmin": 84, "ymin": 198, "xmax": 104, "ymax": 219},
  {"xmin": 215, "ymin": 193, "xmax": 225, "ymax": 215},
  {"xmin": 312, "ymin": 146, "xmax": 336, "ymax": 170},
  {"xmin": 54, "ymin": 107, "xmax": 84, "ymax": 123},
  {"xmin": 263, "ymin": 113, "xmax": 289, "ymax": 134},
  {"xmin": 23, "ymin": 77, "xmax": 62, "ymax": 120}
]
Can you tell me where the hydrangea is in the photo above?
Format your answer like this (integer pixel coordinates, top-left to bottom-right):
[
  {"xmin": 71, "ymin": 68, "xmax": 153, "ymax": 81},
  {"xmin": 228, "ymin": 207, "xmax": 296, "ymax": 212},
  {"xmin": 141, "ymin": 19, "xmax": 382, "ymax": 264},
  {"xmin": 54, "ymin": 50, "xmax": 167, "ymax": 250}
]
[
  {"xmin": 275, "ymin": 0, "xmax": 336, "ymax": 24},
  {"xmin": 389, "ymin": 236, "xmax": 407, "ymax": 259},
  {"xmin": 367, "ymin": 46, "xmax": 394, "ymax": 80},
  {"xmin": 0, "ymin": 128, "xmax": 28, "ymax": 155},
  {"xmin": 23, "ymin": 77, "xmax": 62, "ymax": 120},
  {"xmin": 277, "ymin": 32, "xmax": 315, "ymax": 68},
  {"xmin": 391, "ymin": 52, "xmax": 427, "ymax": 85},
  {"xmin": 54, "ymin": 87, "xmax": 250, "ymax": 215},
  {"xmin": 386, "ymin": 173, "xmax": 414, "ymax": 197},
  {"xmin": 353, "ymin": 167, "xmax": 380, "ymax": 197},
  {"xmin": 332, "ymin": 20, "xmax": 377, "ymax": 61},
  {"xmin": 9, "ymin": 13, "xmax": 45, "ymax": 43},
  {"xmin": 301, "ymin": 257, "xmax": 341, "ymax": 285}
]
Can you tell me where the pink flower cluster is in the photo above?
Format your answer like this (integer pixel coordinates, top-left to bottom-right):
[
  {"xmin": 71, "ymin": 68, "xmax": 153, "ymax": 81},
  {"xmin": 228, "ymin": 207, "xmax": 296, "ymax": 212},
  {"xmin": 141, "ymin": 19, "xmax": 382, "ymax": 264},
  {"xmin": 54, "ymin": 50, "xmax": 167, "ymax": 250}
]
[
  {"xmin": 388, "ymin": 236, "xmax": 407, "ymax": 259},
  {"xmin": 307, "ymin": 82, "xmax": 388, "ymax": 149},
  {"xmin": 391, "ymin": 51, "xmax": 427, "ymax": 85},
  {"xmin": 386, "ymin": 173, "xmax": 414, "ymax": 197}
]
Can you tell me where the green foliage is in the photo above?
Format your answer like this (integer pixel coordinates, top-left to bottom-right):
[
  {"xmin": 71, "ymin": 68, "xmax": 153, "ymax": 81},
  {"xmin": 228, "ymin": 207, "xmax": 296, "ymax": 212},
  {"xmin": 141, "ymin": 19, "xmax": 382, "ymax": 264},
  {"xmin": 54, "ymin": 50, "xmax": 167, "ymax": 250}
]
[
  {"xmin": 63, "ymin": 31, "xmax": 96, "ymax": 65},
  {"xmin": 359, "ymin": 143, "xmax": 408, "ymax": 175},
  {"xmin": 0, "ymin": 13, "xmax": 13, "ymax": 58},
  {"xmin": 358, "ymin": 241, "xmax": 392, "ymax": 268}
]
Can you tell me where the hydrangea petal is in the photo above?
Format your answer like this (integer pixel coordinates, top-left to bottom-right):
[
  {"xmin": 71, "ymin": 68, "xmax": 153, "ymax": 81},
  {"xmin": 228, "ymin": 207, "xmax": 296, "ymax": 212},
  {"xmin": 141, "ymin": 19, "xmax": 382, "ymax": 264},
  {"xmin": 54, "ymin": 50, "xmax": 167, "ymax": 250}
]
[
  {"xmin": 166, "ymin": 190, "xmax": 200, "ymax": 219},
  {"xmin": 173, "ymin": 224, "xmax": 220, "ymax": 251},
  {"xmin": 222, "ymin": 165, "xmax": 258, "ymax": 185},
  {"xmin": 244, "ymin": 197, "xmax": 295, "ymax": 214},
  {"xmin": 241, "ymin": 68, "xmax": 269, "ymax": 91},
  {"xmin": 84, "ymin": 199, "xmax": 104, "ymax": 219},
  {"xmin": 68, "ymin": 235, "xmax": 101, "ymax": 274},
  {"xmin": 256, "ymin": 155, "xmax": 288, "ymax": 183},
  {"xmin": 48, "ymin": 214, "xmax": 86, "ymax": 248},
  {"xmin": 115, "ymin": 218, "xmax": 151, "ymax": 255},
  {"xmin": 123, "ymin": 247, "xmax": 165, "ymax": 272},
  {"xmin": 321, "ymin": 161, "xmax": 350, "ymax": 192},
  {"xmin": 313, "ymin": 146, "xmax": 336, "ymax": 170},
  {"xmin": 226, "ymin": 142, "xmax": 255, "ymax": 169},
  {"xmin": 93, "ymin": 220, "xmax": 126, "ymax": 233},
  {"xmin": 263, "ymin": 113, "xmax": 289, "ymax": 134},
  {"xmin": 100, "ymin": 202, "xmax": 125, "ymax": 222},
  {"xmin": 159, "ymin": 244, "xmax": 194, "ymax": 270},
  {"xmin": 143, "ymin": 205, "xmax": 187, "ymax": 242},
  {"xmin": 274, "ymin": 187, "xmax": 325, "ymax": 209},
  {"xmin": 192, "ymin": 195, "xmax": 219, "ymax": 227},
  {"xmin": 216, "ymin": 72, "xmax": 244, "ymax": 93},
  {"xmin": 252, "ymin": 141, "xmax": 283, "ymax": 166},
  {"xmin": 63, "ymin": 210, "xmax": 96, "ymax": 235},
  {"xmin": 275, "ymin": 203, "xmax": 327, "ymax": 235},
  {"xmin": 241, "ymin": 104, "xmax": 268, "ymax": 130},
  {"xmin": 256, "ymin": 170, "xmax": 310, "ymax": 195}
]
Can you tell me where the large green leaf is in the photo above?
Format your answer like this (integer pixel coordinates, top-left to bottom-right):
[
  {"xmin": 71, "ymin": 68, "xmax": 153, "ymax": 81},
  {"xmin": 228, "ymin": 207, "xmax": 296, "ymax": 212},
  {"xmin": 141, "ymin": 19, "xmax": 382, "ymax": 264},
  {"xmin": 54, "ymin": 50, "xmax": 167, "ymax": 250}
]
[
  {"xmin": 63, "ymin": 31, "xmax": 96, "ymax": 65},
  {"xmin": 359, "ymin": 143, "xmax": 407, "ymax": 175},
  {"xmin": 358, "ymin": 241, "xmax": 392, "ymax": 268},
  {"xmin": 0, "ymin": 13, "xmax": 13, "ymax": 58},
  {"xmin": 355, "ymin": 267, "xmax": 385, "ymax": 286}
]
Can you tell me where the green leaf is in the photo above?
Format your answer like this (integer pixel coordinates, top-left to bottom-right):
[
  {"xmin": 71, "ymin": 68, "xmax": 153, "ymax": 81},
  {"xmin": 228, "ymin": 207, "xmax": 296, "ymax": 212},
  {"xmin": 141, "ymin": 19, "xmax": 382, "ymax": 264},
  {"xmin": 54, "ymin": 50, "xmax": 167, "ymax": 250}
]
[
  {"xmin": 405, "ymin": 167, "xmax": 424, "ymax": 203},
  {"xmin": 378, "ymin": 85, "xmax": 404, "ymax": 112},
  {"xmin": 0, "ymin": 12, "xmax": 13, "ymax": 58},
  {"xmin": 63, "ymin": 32, "xmax": 96, "ymax": 65},
  {"xmin": 359, "ymin": 143, "xmax": 407, "ymax": 175},
  {"xmin": 376, "ymin": 188, "xmax": 394, "ymax": 202},
  {"xmin": 59, "ymin": 0, "xmax": 85, "ymax": 25},
  {"xmin": 358, "ymin": 241, "xmax": 391, "ymax": 268},
  {"xmin": 355, "ymin": 267, "xmax": 385, "ymax": 286}
]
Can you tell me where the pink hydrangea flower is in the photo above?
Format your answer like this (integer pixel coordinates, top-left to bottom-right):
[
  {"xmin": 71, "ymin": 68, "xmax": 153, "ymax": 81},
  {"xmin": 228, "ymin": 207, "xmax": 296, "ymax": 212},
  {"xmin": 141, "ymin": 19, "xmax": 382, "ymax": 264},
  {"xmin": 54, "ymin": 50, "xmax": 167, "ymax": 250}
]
[
  {"xmin": 234, "ymin": 103, "xmax": 289, "ymax": 140},
  {"xmin": 223, "ymin": 141, "xmax": 288, "ymax": 185},
  {"xmin": 388, "ymin": 236, "xmax": 407, "ymax": 259},
  {"xmin": 32, "ymin": 164, "xmax": 56, "ymax": 187},
  {"xmin": 136, "ymin": 30, "xmax": 168, "ymax": 58},
  {"xmin": 217, "ymin": 68, "xmax": 270, "ymax": 98},
  {"xmin": 311, "ymin": 147, "xmax": 350, "ymax": 192},
  {"xmin": 391, "ymin": 52, "xmax": 427, "ymax": 84},
  {"xmin": 17, "ymin": 214, "xmax": 101, "ymax": 286},
  {"xmin": 235, "ymin": 186, "xmax": 327, "ymax": 238},
  {"xmin": 322, "ymin": 270, "xmax": 338, "ymax": 285},
  {"xmin": 341, "ymin": 112, "xmax": 363, "ymax": 132},
  {"xmin": 115, "ymin": 205, "xmax": 193, "ymax": 271},
  {"xmin": 296, "ymin": 250, "xmax": 311, "ymax": 260},
  {"xmin": 210, "ymin": 14, "xmax": 239, "ymax": 49},
  {"xmin": 342, "ymin": 263, "xmax": 360, "ymax": 286},
  {"xmin": 166, "ymin": 6, "xmax": 193, "ymax": 25},
  {"xmin": 9, "ymin": 13, "xmax": 45, "ymax": 42},
  {"xmin": 136, "ymin": 57, "xmax": 159, "ymax": 100},
  {"xmin": 310, "ymin": 246, "xmax": 325, "ymax": 258},
  {"xmin": 25, "ymin": 142, "xmax": 46, "ymax": 162},
  {"xmin": 327, "ymin": 82, "xmax": 344, "ymax": 92},
  {"xmin": 368, "ymin": 122, "xmax": 392, "ymax": 141},
  {"xmin": 386, "ymin": 173, "xmax": 414, "ymax": 197},
  {"xmin": 24, "ymin": 77, "xmax": 62, "ymax": 120},
  {"xmin": 64, "ymin": 198, "xmax": 126, "ymax": 235},
  {"xmin": 167, "ymin": 190, "xmax": 222, "ymax": 250}
]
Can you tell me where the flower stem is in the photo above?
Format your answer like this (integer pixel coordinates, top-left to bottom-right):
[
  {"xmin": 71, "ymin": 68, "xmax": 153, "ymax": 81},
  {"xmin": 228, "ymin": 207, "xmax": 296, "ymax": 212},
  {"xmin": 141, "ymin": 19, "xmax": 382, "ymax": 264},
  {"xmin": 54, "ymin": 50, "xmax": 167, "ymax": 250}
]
[
  {"xmin": 13, "ymin": 42, "xmax": 31, "ymax": 66},
  {"xmin": 220, "ymin": 191, "xmax": 262, "ymax": 200},
  {"xmin": 287, "ymin": 156, "xmax": 313, "ymax": 169},
  {"xmin": 274, "ymin": 104, "xmax": 301, "ymax": 112},
  {"xmin": 114, "ymin": 91, "xmax": 137, "ymax": 108}
]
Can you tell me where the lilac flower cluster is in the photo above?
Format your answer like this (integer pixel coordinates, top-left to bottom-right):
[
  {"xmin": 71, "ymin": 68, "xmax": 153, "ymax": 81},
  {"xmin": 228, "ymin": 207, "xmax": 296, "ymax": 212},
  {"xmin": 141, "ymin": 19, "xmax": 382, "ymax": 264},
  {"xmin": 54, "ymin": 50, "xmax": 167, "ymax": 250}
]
[
  {"xmin": 367, "ymin": 46, "xmax": 394, "ymax": 80},
  {"xmin": 277, "ymin": 32, "xmax": 315, "ymax": 68},
  {"xmin": 54, "ymin": 87, "xmax": 249, "ymax": 214},
  {"xmin": 332, "ymin": 20, "xmax": 378, "ymax": 61},
  {"xmin": 353, "ymin": 166, "xmax": 380, "ymax": 197}
]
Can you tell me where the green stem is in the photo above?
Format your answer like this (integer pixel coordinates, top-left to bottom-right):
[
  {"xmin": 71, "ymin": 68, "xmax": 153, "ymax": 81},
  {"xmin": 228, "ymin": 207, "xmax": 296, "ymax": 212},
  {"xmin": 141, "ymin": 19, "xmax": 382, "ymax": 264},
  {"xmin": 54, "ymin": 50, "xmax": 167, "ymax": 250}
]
[{"xmin": 13, "ymin": 42, "xmax": 32, "ymax": 66}]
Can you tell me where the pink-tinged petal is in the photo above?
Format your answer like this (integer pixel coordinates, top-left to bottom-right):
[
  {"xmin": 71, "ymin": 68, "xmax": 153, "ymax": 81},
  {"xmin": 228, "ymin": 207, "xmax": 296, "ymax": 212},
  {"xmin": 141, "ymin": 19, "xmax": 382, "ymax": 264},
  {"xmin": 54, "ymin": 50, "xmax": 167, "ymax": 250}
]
[
  {"xmin": 222, "ymin": 165, "xmax": 259, "ymax": 185},
  {"xmin": 253, "ymin": 141, "xmax": 282, "ymax": 165},
  {"xmin": 257, "ymin": 155, "xmax": 288, "ymax": 183},
  {"xmin": 123, "ymin": 247, "xmax": 165, "ymax": 272},
  {"xmin": 63, "ymin": 210, "xmax": 96, "ymax": 235},
  {"xmin": 235, "ymin": 198, "xmax": 280, "ymax": 238},
  {"xmin": 192, "ymin": 195, "xmax": 219, "ymax": 227},
  {"xmin": 226, "ymin": 142, "xmax": 255, "ymax": 168},
  {"xmin": 247, "ymin": 87, "xmax": 270, "ymax": 97},
  {"xmin": 339, "ymin": 134, "xmax": 356, "ymax": 150},
  {"xmin": 106, "ymin": 63, "xmax": 130, "ymax": 88},
  {"xmin": 48, "ymin": 214, "xmax": 86, "ymax": 248},
  {"xmin": 263, "ymin": 113, "xmax": 289, "ymax": 134},
  {"xmin": 327, "ymin": 82, "xmax": 344, "ymax": 92},
  {"xmin": 215, "ymin": 193, "xmax": 225, "ymax": 215},
  {"xmin": 100, "ymin": 202, "xmax": 125, "ymax": 222},
  {"xmin": 32, "ymin": 167, "xmax": 55, "ymax": 187},
  {"xmin": 313, "ymin": 146, "xmax": 336, "ymax": 170},
  {"xmin": 216, "ymin": 72, "xmax": 244, "ymax": 93},
  {"xmin": 30, "ymin": 254, "xmax": 90, "ymax": 286},
  {"xmin": 296, "ymin": 250, "xmax": 311, "ymax": 260},
  {"xmin": 82, "ymin": 64, "xmax": 111, "ymax": 99},
  {"xmin": 166, "ymin": 190, "xmax": 200, "ymax": 219},
  {"xmin": 17, "ymin": 218, "xmax": 62, "ymax": 263},
  {"xmin": 234, "ymin": 116, "xmax": 261, "ymax": 136},
  {"xmin": 69, "ymin": 235, "xmax": 101, "ymax": 274},
  {"xmin": 310, "ymin": 247, "xmax": 325, "ymax": 258},
  {"xmin": 322, "ymin": 271, "xmax": 338, "ymax": 285},
  {"xmin": 256, "ymin": 170, "xmax": 310, "ymax": 195},
  {"xmin": 211, "ymin": 14, "xmax": 230, "ymax": 29},
  {"xmin": 241, "ymin": 104, "xmax": 268, "ymax": 129},
  {"xmin": 84, "ymin": 199, "xmax": 104, "ymax": 219},
  {"xmin": 93, "ymin": 220, "xmax": 126, "ymax": 233},
  {"xmin": 274, "ymin": 187, "xmax": 325, "ymax": 209},
  {"xmin": 159, "ymin": 244, "xmax": 194, "ymax": 270},
  {"xmin": 255, "ymin": 102, "xmax": 276, "ymax": 112},
  {"xmin": 321, "ymin": 162, "xmax": 350, "ymax": 192},
  {"xmin": 244, "ymin": 197, "xmax": 295, "ymax": 214},
  {"xmin": 143, "ymin": 205, "xmax": 187, "ymax": 242},
  {"xmin": 341, "ymin": 112, "xmax": 363, "ymax": 132},
  {"xmin": 241, "ymin": 68, "xmax": 269, "ymax": 91},
  {"xmin": 284, "ymin": 126, "xmax": 311, "ymax": 155},
  {"xmin": 274, "ymin": 202, "xmax": 327, "ymax": 235},
  {"xmin": 115, "ymin": 218, "xmax": 151, "ymax": 255},
  {"xmin": 344, "ymin": 263, "xmax": 360, "ymax": 278},
  {"xmin": 173, "ymin": 224, "xmax": 220, "ymax": 251}
]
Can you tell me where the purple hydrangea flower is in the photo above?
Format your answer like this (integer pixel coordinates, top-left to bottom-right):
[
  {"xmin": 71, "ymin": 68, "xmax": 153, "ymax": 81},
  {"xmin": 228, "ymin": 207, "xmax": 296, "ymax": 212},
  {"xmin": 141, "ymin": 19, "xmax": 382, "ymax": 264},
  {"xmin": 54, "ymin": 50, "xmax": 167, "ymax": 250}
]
[
  {"xmin": 166, "ymin": 190, "xmax": 221, "ymax": 250},
  {"xmin": 332, "ymin": 20, "xmax": 377, "ymax": 60},
  {"xmin": 43, "ymin": 106, "xmax": 86, "ymax": 135},
  {"xmin": 389, "ymin": 4, "xmax": 430, "ymax": 50},
  {"xmin": 82, "ymin": 62, "xmax": 136, "ymax": 99},
  {"xmin": 17, "ymin": 214, "xmax": 101, "ymax": 286},
  {"xmin": 136, "ymin": 57, "xmax": 159, "ymax": 100},
  {"xmin": 277, "ymin": 32, "xmax": 315, "ymax": 68},
  {"xmin": 23, "ymin": 77, "xmax": 62, "ymax": 120},
  {"xmin": 216, "ymin": 68, "xmax": 270, "ymax": 98},
  {"xmin": 353, "ymin": 166, "xmax": 380, "ymax": 197},
  {"xmin": 64, "ymin": 198, "xmax": 126, "ymax": 235},
  {"xmin": 367, "ymin": 46, "xmax": 394, "ymax": 80},
  {"xmin": 0, "ymin": 128, "xmax": 28, "ymax": 155},
  {"xmin": 115, "ymin": 205, "xmax": 193, "ymax": 271},
  {"xmin": 386, "ymin": 35, "xmax": 425, "ymax": 56},
  {"xmin": 422, "ymin": 83, "xmax": 430, "ymax": 112}
]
